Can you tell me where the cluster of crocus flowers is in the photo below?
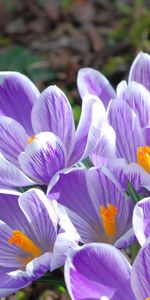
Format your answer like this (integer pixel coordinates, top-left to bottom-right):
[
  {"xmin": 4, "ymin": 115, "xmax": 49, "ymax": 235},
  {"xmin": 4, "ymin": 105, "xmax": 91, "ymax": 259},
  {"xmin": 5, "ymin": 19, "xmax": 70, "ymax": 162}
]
[
  {"xmin": 0, "ymin": 51, "xmax": 150, "ymax": 298},
  {"xmin": 77, "ymin": 52, "xmax": 150, "ymax": 191}
]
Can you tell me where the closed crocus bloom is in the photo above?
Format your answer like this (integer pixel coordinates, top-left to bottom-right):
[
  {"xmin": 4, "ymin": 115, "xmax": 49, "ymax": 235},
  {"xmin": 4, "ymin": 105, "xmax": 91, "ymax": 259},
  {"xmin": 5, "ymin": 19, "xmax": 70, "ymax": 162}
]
[
  {"xmin": 78, "ymin": 53, "xmax": 150, "ymax": 190},
  {"xmin": 48, "ymin": 167, "xmax": 134, "ymax": 249},
  {"xmin": 0, "ymin": 72, "xmax": 103, "ymax": 188},
  {"xmin": 0, "ymin": 188, "xmax": 78, "ymax": 297},
  {"xmin": 65, "ymin": 241, "xmax": 150, "ymax": 300}
]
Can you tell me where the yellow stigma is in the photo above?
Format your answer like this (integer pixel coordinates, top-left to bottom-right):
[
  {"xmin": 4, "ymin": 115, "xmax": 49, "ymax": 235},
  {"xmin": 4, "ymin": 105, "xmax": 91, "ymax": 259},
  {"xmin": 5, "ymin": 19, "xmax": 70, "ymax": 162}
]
[
  {"xmin": 137, "ymin": 146, "xmax": 150, "ymax": 173},
  {"xmin": 8, "ymin": 230, "xmax": 42, "ymax": 258},
  {"xmin": 100, "ymin": 204, "xmax": 118, "ymax": 238},
  {"xmin": 146, "ymin": 298, "xmax": 150, "ymax": 300},
  {"xmin": 27, "ymin": 135, "xmax": 37, "ymax": 144}
]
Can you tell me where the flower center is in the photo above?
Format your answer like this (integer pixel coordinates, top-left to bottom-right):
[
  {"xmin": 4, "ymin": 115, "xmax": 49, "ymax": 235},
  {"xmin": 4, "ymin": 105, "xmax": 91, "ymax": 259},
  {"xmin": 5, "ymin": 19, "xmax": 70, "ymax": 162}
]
[
  {"xmin": 27, "ymin": 135, "xmax": 37, "ymax": 144},
  {"xmin": 100, "ymin": 204, "xmax": 118, "ymax": 238},
  {"xmin": 146, "ymin": 298, "xmax": 150, "ymax": 300},
  {"xmin": 8, "ymin": 230, "xmax": 42, "ymax": 259},
  {"xmin": 137, "ymin": 146, "xmax": 150, "ymax": 173}
]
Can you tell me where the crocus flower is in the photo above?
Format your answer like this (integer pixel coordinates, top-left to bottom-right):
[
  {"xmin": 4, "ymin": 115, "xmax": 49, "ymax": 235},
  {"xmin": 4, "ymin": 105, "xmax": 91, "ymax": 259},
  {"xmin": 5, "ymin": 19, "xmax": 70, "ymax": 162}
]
[
  {"xmin": 65, "ymin": 241, "xmax": 150, "ymax": 300},
  {"xmin": 0, "ymin": 188, "xmax": 78, "ymax": 296},
  {"xmin": 0, "ymin": 72, "xmax": 103, "ymax": 187},
  {"xmin": 48, "ymin": 167, "xmax": 134, "ymax": 249},
  {"xmin": 78, "ymin": 52, "xmax": 150, "ymax": 190},
  {"xmin": 133, "ymin": 197, "xmax": 150, "ymax": 247}
]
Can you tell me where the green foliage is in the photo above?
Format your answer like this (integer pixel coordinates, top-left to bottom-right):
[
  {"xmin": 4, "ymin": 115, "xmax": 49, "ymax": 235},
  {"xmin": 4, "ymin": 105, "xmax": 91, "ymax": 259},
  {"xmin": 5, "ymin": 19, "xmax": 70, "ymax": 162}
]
[
  {"xmin": 102, "ymin": 56, "xmax": 128, "ymax": 76},
  {"xmin": 0, "ymin": 46, "xmax": 55, "ymax": 82},
  {"xmin": 126, "ymin": 180, "xmax": 145, "ymax": 204},
  {"xmin": 109, "ymin": 0, "xmax": 150, "ymax": 51},
  {"xmin": 17, "ymin": 291, "xmax": 25, "ymax": 300},
  {"xmin": 61, "ymin": 0, "xmax": 74, "ymax": 9},
  {"xmin": 104, "ymin": 0, "xmax": 150, "ymax": 78},
  {"xmin": 63, "ymin": 89, "xmax": 81, "ymax": 124}
]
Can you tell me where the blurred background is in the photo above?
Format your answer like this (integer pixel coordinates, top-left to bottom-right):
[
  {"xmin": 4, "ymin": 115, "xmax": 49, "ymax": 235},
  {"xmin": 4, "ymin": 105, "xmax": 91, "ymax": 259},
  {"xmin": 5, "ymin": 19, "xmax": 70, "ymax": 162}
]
[{"xmin": 0, "ymin": 0, "xmax": 150, "ymax": 299}]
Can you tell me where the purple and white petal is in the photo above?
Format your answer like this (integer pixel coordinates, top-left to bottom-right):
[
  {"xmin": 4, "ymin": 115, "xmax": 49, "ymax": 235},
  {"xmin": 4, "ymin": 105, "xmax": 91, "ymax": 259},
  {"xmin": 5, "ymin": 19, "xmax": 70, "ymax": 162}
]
[
  {"xmin": 0, "ymin": 72, "xmax": 40, "ymax": 135},
  {"xmin": 143, "ymin": 125, "xmax": 150, "ymax": 146},
  {"xmin": 32, "ymin": 85, "xmax": 75, "ymax": 158},
  {"xmin": 19, "ymin": 132, "xmax": 67, "ymax": 184},
  {"xmin": 0, "ymin": 116, "xmax": 28, "ymax": 166},
  {"xmin": 65, "ymin": 243, "xmax": 135, "ymax": 300},
  {"xmin": 0, "ymin": 271, "xmax": 30, "ymax": 297},
  {"xmin": 114, "ymin": 228, "xmax": 137, "ymax": 249},
  {"xmin": 8, "ymin": 252, "xmax": 51, "ymax": 291},
  {"xmin": 117, "ymin": 80, "xmax": 150, "ymax": 127},
  {"xmin": 77, "ymin": 67, "xmax": 116, "ymax": 108},
  {"xmin": 131, "ymin": 237, "xmax": 150, "ymax": 300},
  {"xmin": 87, "ymin": 167, "xmax": 132, "ymax": 240},
  {"xmin": 133, "ymin": 197, "xmax": 150, "ymax": 246},
  {"xmin": 108, "ymin": 98, "xmax": 145, "ymax": 162},
  {"xmin": 0, "ymin": 221, "xmax": 26, "ymax": 269},
  {"xmin": 19, "ymin": 189, "xmax": 58, "ymax": 252},
  {"xmin": 129, "ymin": 52, "xmax": 150, "ymax": 92},
  {"xmin": 48, "ymin": 168, "xmax": 99, "ymax": 227},
  {"xmin": 50, "ymin": 232, "xmax": 79, "ymax": 271},
  {"xmin": 107, "ymin": 158, "xmax": 150, "ymax": 192},
  {"xmin": 0, "ymin": 153, "xmax": 35, "ymax": 187},
  {"xmin": 69, "ymin": 95, "xmax": 106, "ymax": 165},
  {"xmin": 90, "ymin": 124, "xmax": 116, "ymax": 167}
]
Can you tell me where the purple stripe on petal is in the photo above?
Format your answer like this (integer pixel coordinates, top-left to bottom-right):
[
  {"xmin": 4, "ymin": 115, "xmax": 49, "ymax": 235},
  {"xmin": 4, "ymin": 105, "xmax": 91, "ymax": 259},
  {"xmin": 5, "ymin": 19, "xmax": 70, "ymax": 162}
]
[
  {"xmin": 108, "ymin": 98, "xmax": 145, "ymax": 162},
  {"xmin": 77, "ymin": 68, "xmax": 116, "ymax": 108},
  {"xmin": 133, "ymin": 197, "xmax": 150, "ymax": 246},
  {"xmin": 19, "ymin": 132, "xmax": 66, "ymax": 184},
  {"xmin": 0, "ymin": 271, "xmax": 29, "ymax": 297},
  {"xmin": 0, "ymin": 153, "xmax": 35, "ymax": 187},
  {"xmin": 32, "ymin": 85, "xmax": 75, "ymax": 158},
  {"xmin": 129, "ymin": 52, "xmax": 150, "ymax": 92},
  {"xmin": 0, "ymin": 191, "xmax": 38, "ymax": 243},
  {"xmin": 19, "ymin": 189, "xmax": 58, "ymax": 252},
  {"xmin": 65, "ymin": 243, "xmax": 134, "ymax": 300},
  {"xmin": 90, "ymin": 124, "xmax": 116, "ymax": 167},
  {"xmin": 48, "ymin": 168, "xmax": 99, "ymax": 226},
  {"xmin": 131, "ymin": 237, "xmax": 150, "ymax": 300},
  {"xmin": 117, "ymin": 80, "xmax": 150, "ymax": 128},
  {"xmin": 69, "ymin": 95, "xmax": 106, "ymax": 165},
  {"xmin": 0, "ymin": 72, "xmax": 40, "ymax": 135},
  {"xmin": 114, "ymin": 228, "xmax": 136, "ymax": 249},
  {"xmin": 107, "ymin": 158, "xmax": 150, "ymax": 192},
  {"xmin": 0, "ymin": 221, "xmax": 26, "ymax": 269},
  {"xmin": 4, "ymin": 253, "xmax": 51, "ymax": 296},
  {"xmin": 87, "ymin": 168, "xmax": 132, "ymax": 240},
  {"xmin": 0, "ymin": 116, "xmax": 28, "ymax": 166},
  {"xmin": 51, "ymin": 232, "xmax": 78, "ymax": 271}
]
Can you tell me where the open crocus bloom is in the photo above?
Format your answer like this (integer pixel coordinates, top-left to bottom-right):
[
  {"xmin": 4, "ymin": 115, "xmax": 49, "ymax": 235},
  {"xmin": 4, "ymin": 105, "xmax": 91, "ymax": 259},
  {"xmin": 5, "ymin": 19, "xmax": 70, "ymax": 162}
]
[
  {"xmin": 48, "ymin": 167, "xmax": 134, "ymax": 249},
  {"xmin": 78, "ymin": 52, "xmax": 150, "ymax": 190},
  {"xmin": 65, "ymin": 241, "xmax": 150, "ymax": 300},
  {"xmin": 0, "ymin": 188, "xmax": 78, "ymax": 297},
  {"xmin": 0, "ymin": 72, "xmax": 104, "ymax": 187}
]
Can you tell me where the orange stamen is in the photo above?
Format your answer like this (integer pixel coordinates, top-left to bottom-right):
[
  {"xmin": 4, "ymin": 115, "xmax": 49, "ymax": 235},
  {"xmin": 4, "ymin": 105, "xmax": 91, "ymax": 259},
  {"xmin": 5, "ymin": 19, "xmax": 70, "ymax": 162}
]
[
  {"xmin": 8, "ymin": 230, "xmax": 41, "ymax": 258},
  {"xmin": 100, "ymin": 204, "xmax": 118, "ymax": 238},
  {"xmin": 27, "ymin": 135, "xmax": 37, "ymax": 144},
  {"xmin": 137, "ymin": 146, "xmax": 150, "ymax": 173}
]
